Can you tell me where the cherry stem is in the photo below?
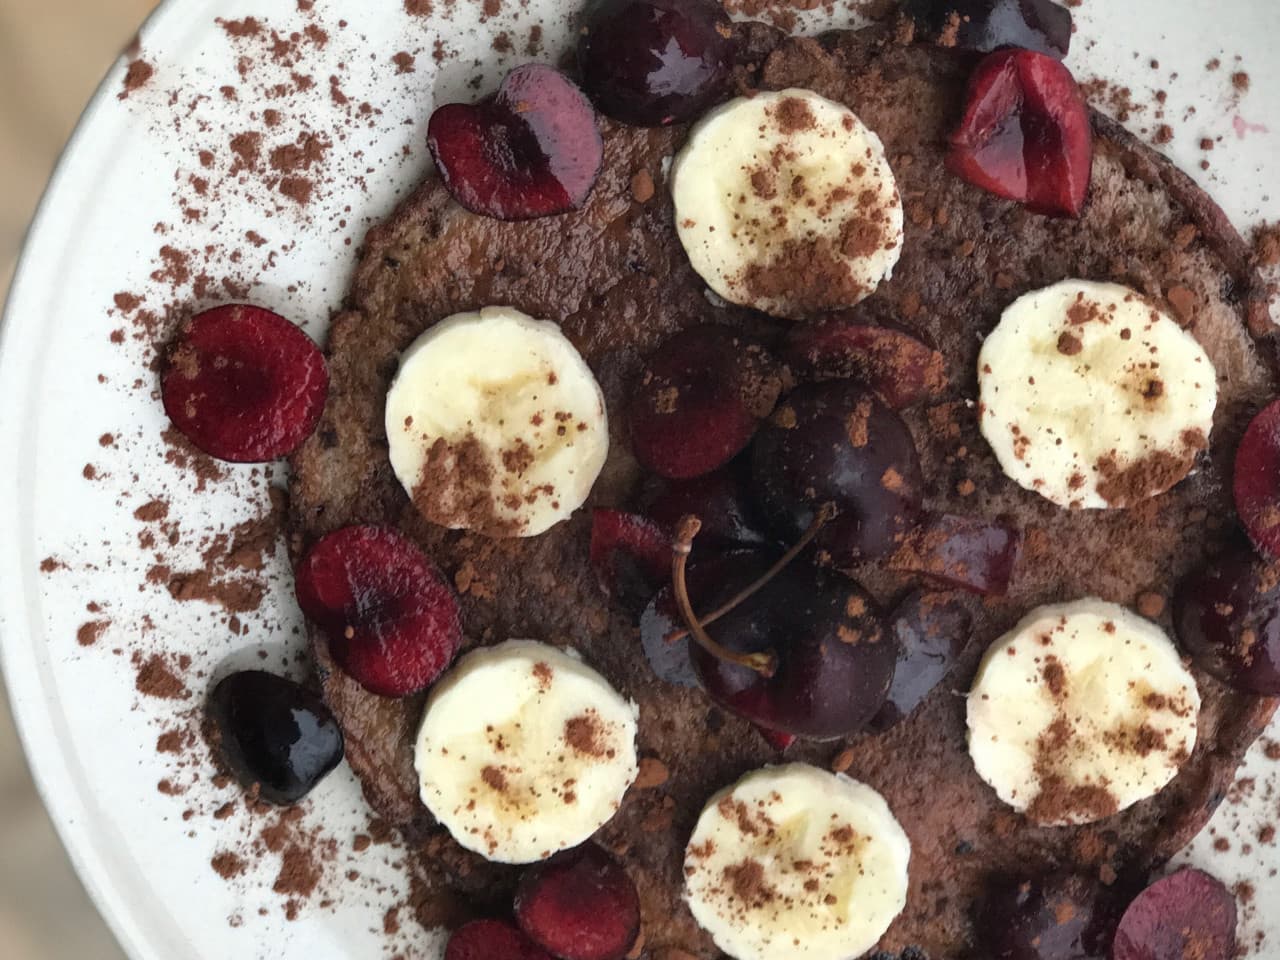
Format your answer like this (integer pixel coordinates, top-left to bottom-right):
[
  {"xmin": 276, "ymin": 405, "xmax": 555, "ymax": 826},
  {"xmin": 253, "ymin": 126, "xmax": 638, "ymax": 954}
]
[
  {"xmin": 665, "ymin": 503, "xmax": 836, "ymax": 647},
  {"xmin": 672, "ymin": 517, "xmax": 777, "ymax": 678}
]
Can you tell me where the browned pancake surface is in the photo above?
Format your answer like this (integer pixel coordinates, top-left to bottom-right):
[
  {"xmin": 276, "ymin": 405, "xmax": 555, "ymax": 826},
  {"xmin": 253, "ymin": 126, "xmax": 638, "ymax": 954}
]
[{"xmin": 290, "ymin": 25, "xmax": 1278, "ymax": 959}]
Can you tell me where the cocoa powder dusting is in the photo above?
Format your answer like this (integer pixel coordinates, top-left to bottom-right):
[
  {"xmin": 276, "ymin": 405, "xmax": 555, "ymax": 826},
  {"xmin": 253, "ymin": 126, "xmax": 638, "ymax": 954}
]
[
  {"xmin": 119, "ymin": 59, "xmax": 154, "ymax": 99},
  {"xmin": 134, "ymin": 654, "xmax": 191, "ymax": 700},
  {"xmin": 565, "ymin": 713, "xmax": 607, "ymax": 757}
]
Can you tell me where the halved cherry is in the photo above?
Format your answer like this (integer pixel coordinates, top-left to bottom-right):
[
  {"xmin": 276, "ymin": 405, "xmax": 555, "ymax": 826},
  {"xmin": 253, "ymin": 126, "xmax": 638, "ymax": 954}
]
[
  {"xmin": 589, "ymin": 509, "xmax": 670, "ymax": 604},
  {"xmin": 161, "ymin": 304, "xmax": 328, "ymax": 463},
  {"xmin": 515, "ymin": 843, "xmax": 641, "ymax": 960},
  {"xmin": 295, "ymin": 525, "xmax": 462, "ymax": 698},
  {"xmin": 902, "ymin": 0, "xmax": 1073, "ymax": 59},
  {"xmin": 428, "ymin": 64, "xmax": 604, "ymax": 220},
  {"xmin": 948, "ymin": 49, "xmax": 1093, "ymax": 218},
  {"xmin": 887, "ymin": 513, "xmax": 1021, "ymax": 596},
  {"xmin": 870, "ymin": 591, "xmax": 972, "ymax": 731},
  {"xmin": 445, "ymin": 920, "xmax": 553, "ymax": 960},
  {"xmin": 755, "ymin": 725, "xmax": 797, "ymax": 751},
  {"xmin": 783, "ymin": 320, "xmax": 948, "ymax": 409},
  {"xmin": 1233, "ymin": 397, "xmax": 1280, "ymax": 560},
  {"xmin": 1111, "ymin": 868, "xmax": 1236, "ymax": 960}
]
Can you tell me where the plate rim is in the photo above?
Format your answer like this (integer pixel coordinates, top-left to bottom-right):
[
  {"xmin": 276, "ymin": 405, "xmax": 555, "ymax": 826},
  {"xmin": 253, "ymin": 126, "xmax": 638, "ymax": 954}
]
[{"xmin": 0, "ymin": 4, "xmax": 184, "ymax": 958}]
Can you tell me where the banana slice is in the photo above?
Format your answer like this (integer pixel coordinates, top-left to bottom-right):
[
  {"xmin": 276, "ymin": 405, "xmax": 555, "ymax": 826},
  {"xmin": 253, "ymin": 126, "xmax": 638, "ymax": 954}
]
[
  {"xmin": 978, "ymin": 279, "xmax": 1217, "ymax": 509},
  {"xmin": 683, "ymin": 764, "xmax": 910, "ymax": 960},
  {"xmin": 385, "ymin": 307, "xmax": 609, "ymax": 538},
  {"xmin": 671, "ymin": 88, "xmax": 904, "ymax": 320},
  {"xmin": 414, "ymin": 640, "xmax": 639, "ymax": 864},
  {"xmin": 967, "ymin": 599, "xmax": 1200, "ymax": 827}
]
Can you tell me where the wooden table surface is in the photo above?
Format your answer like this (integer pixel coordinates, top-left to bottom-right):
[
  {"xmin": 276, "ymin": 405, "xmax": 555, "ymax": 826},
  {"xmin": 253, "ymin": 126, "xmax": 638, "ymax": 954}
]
[{"xmin": 1, "ymin": 4, "xmax": 153, "ymax": 956}]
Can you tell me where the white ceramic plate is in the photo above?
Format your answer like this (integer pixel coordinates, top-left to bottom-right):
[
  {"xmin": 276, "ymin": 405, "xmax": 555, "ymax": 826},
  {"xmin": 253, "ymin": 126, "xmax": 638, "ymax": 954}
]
[{"xmin": 2, "ymin": 1, "xmax": 1278, "ymax": 957}]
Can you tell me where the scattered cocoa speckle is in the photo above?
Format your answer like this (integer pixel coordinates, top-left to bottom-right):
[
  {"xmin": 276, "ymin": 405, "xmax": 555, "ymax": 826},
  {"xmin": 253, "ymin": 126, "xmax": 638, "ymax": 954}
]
[
  {"xmin": 1233, "ymin": 71, "xmax": 1251, "ymax": 92},
  {"xmin": 76, "ymin": 620, "xmax": 110, "ymax": 647},
  {"xmin": 212, "ymin": 852, "xmax": 247, "ymax": 879},
  {"xmin": 119, "ymin": 59, "xmax": 154, "ymax": 99},
  {"xmin": 1136, "ymin": 592, "xmax": 1166, "ymax": 618},
  {"xmin": 134, "ymin": 654, "xmax": 190, "ymax": 700},
  {"xmin": 630, "ymin": 169, "xmax": 656, "ymax": 204},
  {"xmin": 392, "ymin": 51, "xmax": 416, "ymax": 74},
  {"xmin": 635, "ymin": 758, "xmax": 670, "ymax": 789}
]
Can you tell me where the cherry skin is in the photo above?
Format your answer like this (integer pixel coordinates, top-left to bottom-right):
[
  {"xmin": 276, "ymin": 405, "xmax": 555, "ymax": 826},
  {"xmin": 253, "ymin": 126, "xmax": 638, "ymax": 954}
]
[
  {"xmin": 976, "ymin": 872, "xmax": 1116, "ymax": 960},
  {"xmin": 207, "ymin": 671, "xmax": 344, "ymax": 805},
  {"xmin": 578, "ymin": 0, "xmax": 735, "ymax": 126},
  {"xmin": 679, "ymin": 547, "xmax": 897, "ymax": 740},
  {"xmin": 1111, "ymin": 868, "xmax": 1236, "ymax": 960},
  {"xmin": 630, "ymin": 325, "xmax": 784, "ymax": 480},
  {"xmin": 902, "ymin": 0, "xmax": 1073, "ymax": 59},
  {"xmin": 1173, "ymin": 542, "xmax": 1280, "ymax": 696},
  {"xmin": 751, "ymin": 381, "xmax": 923, "ymax": 563},
  {"xmin": 870, "ymin": 591, "xmax": 972, "ymax": 731},
  {"xmin": 783, "ymin": 319, "xmax": 947, "ymax": 410}
]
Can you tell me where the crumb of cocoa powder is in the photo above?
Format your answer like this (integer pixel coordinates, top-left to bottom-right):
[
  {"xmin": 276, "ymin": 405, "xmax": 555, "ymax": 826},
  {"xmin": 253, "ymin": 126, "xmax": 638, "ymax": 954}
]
[
  {"xmin": 392, "ymin": 51, "xmax": 416, "ymax": 73},
  {"xmin": 212, "ymin": 852, "xmax": 247, "ymax": 879},
  {"xmin": 1233, "ymin": 71, "xmax": 1251, "ymax": 91},
  {"xmin": 119, "ymin": 59, "xmax": 154, "ymax": 100},
  {"xmin": 76, "ymin": 620, "xmax": 110, "ymax": 647},
  {"xmin": 1153, "ymin": 124, "xmax": 1174, "ymax": 145},
  {"xmin": 1136, "ymin": 592, "xmax": 1166, "ymax": 618},
  {"xmin": 630, "ymin": 169, "xmax": 656, "ymax": 203},
  {"xmin": 134, "ymin": 653, "xmax": 191, "ymax": 700},
  {"xmin": 565, "ymin": 713, "xmax": 607, "ymax": 757}
]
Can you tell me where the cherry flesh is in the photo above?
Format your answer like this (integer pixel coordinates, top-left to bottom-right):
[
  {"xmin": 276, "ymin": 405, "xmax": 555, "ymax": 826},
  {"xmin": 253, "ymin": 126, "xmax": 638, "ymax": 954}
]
[
  {"xmin": 514, "ymin": 843, "xmax": 641, "ymax": 960},
  {"xmin": 294, "ymin": 525, "xmax": 463, "ymax": 698},
  {"xmin": 428, "ymin": 64, "xmax": 603, "ymax": 220},
  {"xmin": 949, "ymin": 49, "xmax": 1093, "ymax": 218},
  {"xmin": 1233, "ymin": 397, "xmax": 1280, "ymax": 560},
  {"xmin": 162, "ymin": 304, "xmax": 328, "ymax": 463}
]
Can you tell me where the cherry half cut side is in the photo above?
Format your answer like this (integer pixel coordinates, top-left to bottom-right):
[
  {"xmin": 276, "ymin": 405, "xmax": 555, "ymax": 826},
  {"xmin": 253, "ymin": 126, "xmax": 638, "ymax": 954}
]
[
  {"xmin": 162, "ymin": 304, "xmax": 328, "ymax": 463},
  {"xmin": 902, "ymin": 0, "xmax": 1073, "ymax": 59},
  {"xmin": 445, "ymin": 920, "xmax": 554, "ymax": 960},
  {"xmin": 428, "ymin": 64, "xmax": 604, "ymax": 221},
  {"xmin": 514, "ymin": 843, "xmax": 642, "ymax": 960},
  {"xmin": 578, "ymin": 0, "xmax": 735, "ymax": 126},
  {"xmin": 948, "ymin": 49, "xmax": 1093, "ymax": 218},
  {"xmin": 1111, "ymin": 868, "xmax": 1236, "ymax": 960},
  {"xmin": 1233, "ymin": 396, "xmax": 1280, "ymax": 560},
  {"xmin": 976, "ymin": 872, "xmax": 1116, "ymax": 960},
  {"xmin": 295, "ymin": 525, "xmax": 463, "ymax": 698},
  {"xmin": 783, "ymin": 319, "xmax": 948, "ymax": 410}
]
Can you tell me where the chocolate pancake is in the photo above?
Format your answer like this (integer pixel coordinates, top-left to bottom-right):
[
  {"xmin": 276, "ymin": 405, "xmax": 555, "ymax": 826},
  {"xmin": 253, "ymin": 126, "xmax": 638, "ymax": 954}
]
[{"xmin": 288, "ymin": 22, "xmax": 1279, "ymax": 959}]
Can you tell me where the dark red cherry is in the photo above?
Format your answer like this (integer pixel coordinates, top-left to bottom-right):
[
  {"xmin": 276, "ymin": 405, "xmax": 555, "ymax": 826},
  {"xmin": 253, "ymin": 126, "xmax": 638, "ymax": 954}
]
[
  {"xmin": 870, "ymin": 591, "xmax": 972, "ymax": 731},
  {"xmin": 1173, "ymin": 543, "xmax": 1280, "ymax": 696},
  {"xmin": 589, "ymin": 509, "xmax": 670, "ymax": 608},
  {"xmin": 162, "ymin": 304, "xmax": 328, "ymax": 463},
  {"xmin": 949, "ymin": 49, "xmax": 1092, "ymax": 218},
  {"xmin": 428, "ymin": 64, "xmax": 603, "ymax": 220},
  {"xmin": 1233, "ymin": 397, "xmax": 1280, "ymax": 560},
  {"xmin": 751, "ymin": 382, "xmax": 923, "ymax": 563},
  {"xmin": 887, "ymin": 513, "xmax": 1021, "ymax": 596},
  {"xmin": 207, "ymin": 671, "xmax": 343, "ymax": 805},
  {"xmin": 976, "ymin": 872, "xmax": 1116, "ymax": 960},
  {"xmin": 783, "ymin": 319, "xmax": 948, "ymax": 410},
  {"xmin": 1112, "ymin": 868, "xmax": 1236, "ymax": 960},
  {"xmin": 295, "ymin": 526, "xmax": 463, "ymax": 698},
  {"xmin": 639, "ymin": 553, "xmax": 741, "ymax": 689},
  {"xmin": 578, "ymin": 0, "xmax": 735, "ymax": 126},
  {"xmin": 445, "ymin": 920, "xmax": 553, "ymax": 960},
  {"xmin": 903, "ymin": 0, "xmax": 1073, "ymax": 59},
  {"xmin": 646, "ymin": 468, "xmax": 770, "ymax": 549},
  {"xmin": 515, "ymin": 843, "xmax": 641, "ymax": 960},
  {"xmin": 631, "ymin": 326, "xmax": 784, "ymax": 480},
  {"xmin": 682, "ymin": 550, "xmax": 897, "ymax": 739}
]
